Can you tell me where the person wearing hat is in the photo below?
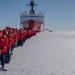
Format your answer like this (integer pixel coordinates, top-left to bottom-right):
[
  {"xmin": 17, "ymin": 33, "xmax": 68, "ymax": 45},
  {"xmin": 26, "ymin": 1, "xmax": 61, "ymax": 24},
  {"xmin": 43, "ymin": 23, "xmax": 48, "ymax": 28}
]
[{"xmin": 0, "ymin": 30, "xmax": 8, "ymax": 68}]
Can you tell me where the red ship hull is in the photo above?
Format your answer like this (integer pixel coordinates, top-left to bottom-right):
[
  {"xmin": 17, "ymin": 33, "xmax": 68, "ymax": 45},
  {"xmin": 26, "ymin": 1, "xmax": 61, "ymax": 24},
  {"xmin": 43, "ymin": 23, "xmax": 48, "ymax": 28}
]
[{"xmin": 22, "ymin": 19, "xmax": 42, "ymax": 32}]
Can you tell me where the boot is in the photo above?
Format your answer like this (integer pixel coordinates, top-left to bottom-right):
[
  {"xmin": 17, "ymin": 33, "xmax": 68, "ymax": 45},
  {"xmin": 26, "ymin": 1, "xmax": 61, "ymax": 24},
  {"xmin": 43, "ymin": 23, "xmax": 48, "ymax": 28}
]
[
  {"xmin": 5, "ymin": 59, "xmax": 9, "ymax": 64},
  {"xmin": 1, "ymin": 64, "xmax": 4, "ymax": 68},
  {"xmin": 11, "ymin": 52, "xmax": 13, "ymax": 55}
]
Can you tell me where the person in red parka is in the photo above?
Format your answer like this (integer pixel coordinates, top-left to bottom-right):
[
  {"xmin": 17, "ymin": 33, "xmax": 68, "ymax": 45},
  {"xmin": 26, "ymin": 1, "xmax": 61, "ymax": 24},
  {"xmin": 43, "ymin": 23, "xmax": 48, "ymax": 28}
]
[
  {"xmin": 23, "ymin": 30, "xmax": 27, "ymax": 43},
  {"xmin": 0, "ymin": 29, "xmax": 8, "ymax": 68},
  {"xmin": 18, "ymin": 29, "xmax": 24, "ymax": 46},
  {"xmin": 6, "ymin": 30, "xmax": 12, "ymax": 63}
]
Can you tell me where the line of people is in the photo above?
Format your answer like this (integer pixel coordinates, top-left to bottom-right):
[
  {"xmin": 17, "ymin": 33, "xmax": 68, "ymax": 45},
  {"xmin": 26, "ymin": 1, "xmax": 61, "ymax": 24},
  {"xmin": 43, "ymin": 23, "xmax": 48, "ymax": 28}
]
[{"xmin": 0, "ymin": 27, "xmax": 37, "ymax": 69}]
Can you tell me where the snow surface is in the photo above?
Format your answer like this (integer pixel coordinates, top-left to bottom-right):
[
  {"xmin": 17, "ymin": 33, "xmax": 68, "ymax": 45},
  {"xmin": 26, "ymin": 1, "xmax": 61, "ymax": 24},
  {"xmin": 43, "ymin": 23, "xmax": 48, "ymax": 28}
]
[{"xmin": 1, "ymin": 31, "xmax": 75, "ymax": 75}]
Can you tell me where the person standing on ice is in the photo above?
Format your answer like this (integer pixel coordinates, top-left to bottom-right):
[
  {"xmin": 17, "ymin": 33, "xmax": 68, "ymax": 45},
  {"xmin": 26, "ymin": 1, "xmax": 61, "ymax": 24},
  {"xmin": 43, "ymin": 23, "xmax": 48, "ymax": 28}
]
[
  {"xmin": 0, "ymin": 29, "xmax": 8, "ymax": 68},
  {"xmin": 18, "ymin": 29, "xmax": 24, "ymax": 46},
  {"xmin": 23, "ymin": 30, "xmax": 27, "ymax": 43},
  {"xmin": 6, "ymin": 30, "xmax": 13, "ymax": 63}
]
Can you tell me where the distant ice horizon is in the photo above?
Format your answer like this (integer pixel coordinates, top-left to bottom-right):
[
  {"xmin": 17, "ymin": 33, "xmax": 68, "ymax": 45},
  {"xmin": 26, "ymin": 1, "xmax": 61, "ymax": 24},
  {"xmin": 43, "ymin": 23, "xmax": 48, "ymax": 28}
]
[{"xmin": 0, "ymin": 25, "xmax": 75, "ymax": 32}]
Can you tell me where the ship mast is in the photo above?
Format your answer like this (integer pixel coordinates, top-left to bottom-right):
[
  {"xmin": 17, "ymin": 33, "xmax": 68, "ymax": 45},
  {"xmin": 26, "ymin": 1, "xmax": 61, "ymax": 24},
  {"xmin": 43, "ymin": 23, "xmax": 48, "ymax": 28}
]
[{"xmin": 26, "ymin": 0, "xmax": 38, "ymax": 14}]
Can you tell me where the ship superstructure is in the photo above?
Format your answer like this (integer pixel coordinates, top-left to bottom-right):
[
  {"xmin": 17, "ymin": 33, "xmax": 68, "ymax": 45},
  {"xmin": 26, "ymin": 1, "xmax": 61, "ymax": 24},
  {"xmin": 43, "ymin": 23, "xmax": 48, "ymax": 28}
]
[{"xmin": 20, "ymin": 0, "xmax": 44, "ymax": 31}]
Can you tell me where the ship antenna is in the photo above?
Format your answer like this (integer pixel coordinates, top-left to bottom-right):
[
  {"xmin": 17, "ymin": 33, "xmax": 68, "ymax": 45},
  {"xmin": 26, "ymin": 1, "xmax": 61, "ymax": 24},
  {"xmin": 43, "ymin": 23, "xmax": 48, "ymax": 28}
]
[
  {"xmin": 19, "ymin": 0, "xmax": 21, "ymax": 28},
  {"xmin": 43, "ymin": 1, "xmax": 45, "ymax": 31},
  {"xmin": 26, "ymin": 0, "xmax": 38, "ymax": 14}
]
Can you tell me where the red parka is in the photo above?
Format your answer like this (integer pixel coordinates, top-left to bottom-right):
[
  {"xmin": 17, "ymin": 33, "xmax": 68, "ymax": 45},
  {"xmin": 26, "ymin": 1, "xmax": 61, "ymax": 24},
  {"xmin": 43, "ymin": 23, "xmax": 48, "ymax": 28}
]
[
  {"xmin": 18, "ymin": 30, "xmax": 24, "ymax": 40},
  {"xmin": 0, "ymin": 35, "xmax": 8, "ymax": 54}
]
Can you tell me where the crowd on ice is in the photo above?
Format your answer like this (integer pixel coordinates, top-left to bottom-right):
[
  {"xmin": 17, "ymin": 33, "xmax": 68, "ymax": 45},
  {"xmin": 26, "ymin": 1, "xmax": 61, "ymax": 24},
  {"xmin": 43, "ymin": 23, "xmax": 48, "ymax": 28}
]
[{"xmin": 0, "ymin": 27, "xmax": 37, "ymax": 69}]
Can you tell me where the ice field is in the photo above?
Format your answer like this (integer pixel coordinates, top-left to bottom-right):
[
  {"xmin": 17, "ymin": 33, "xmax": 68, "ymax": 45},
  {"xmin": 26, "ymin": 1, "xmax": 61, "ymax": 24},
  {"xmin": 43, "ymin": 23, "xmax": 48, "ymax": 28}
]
[{"xmin": 1, "ymin": 30, "xmax": 75, "ymax": 75}]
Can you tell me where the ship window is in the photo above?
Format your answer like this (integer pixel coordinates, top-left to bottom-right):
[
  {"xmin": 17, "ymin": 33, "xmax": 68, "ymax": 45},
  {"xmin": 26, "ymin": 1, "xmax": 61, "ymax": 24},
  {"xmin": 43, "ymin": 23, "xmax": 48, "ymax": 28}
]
[{"xmin": 21, "ymin": 16, "xmax": 44, "ymax": 17}]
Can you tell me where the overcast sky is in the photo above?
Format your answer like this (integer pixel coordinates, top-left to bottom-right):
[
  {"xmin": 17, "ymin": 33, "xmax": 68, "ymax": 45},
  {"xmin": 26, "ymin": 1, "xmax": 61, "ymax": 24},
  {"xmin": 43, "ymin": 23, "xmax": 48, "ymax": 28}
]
[{"xmin": 0, "ymin": 0, "xmax": 75, "ymax": 31}]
